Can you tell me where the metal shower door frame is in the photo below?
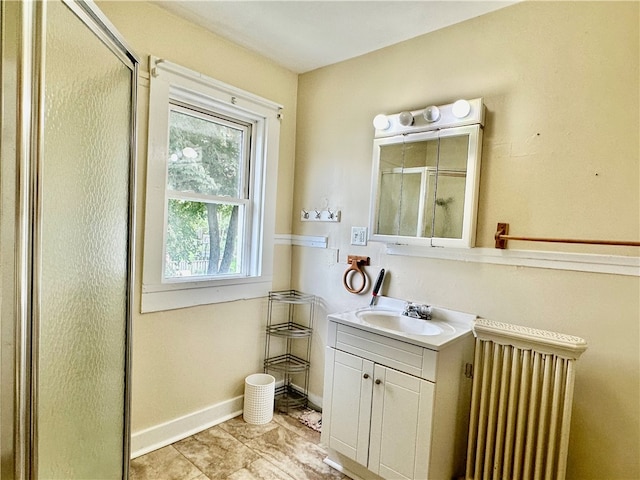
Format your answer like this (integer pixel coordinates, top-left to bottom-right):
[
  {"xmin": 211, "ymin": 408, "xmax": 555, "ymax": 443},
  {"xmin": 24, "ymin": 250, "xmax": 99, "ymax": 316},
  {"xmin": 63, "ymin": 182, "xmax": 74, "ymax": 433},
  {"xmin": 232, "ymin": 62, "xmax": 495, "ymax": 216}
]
[{"xmin": 3, "ymin": 1, "xmax": 139, "ymax": 478}]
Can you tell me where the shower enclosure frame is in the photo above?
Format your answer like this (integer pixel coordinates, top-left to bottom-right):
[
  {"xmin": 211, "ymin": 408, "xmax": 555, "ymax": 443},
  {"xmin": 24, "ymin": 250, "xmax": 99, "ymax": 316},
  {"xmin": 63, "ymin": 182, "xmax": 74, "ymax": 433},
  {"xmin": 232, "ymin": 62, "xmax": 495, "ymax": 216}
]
[{"xmin": 1, "ymin": 1, "xmax": 139, "ymax": 478}]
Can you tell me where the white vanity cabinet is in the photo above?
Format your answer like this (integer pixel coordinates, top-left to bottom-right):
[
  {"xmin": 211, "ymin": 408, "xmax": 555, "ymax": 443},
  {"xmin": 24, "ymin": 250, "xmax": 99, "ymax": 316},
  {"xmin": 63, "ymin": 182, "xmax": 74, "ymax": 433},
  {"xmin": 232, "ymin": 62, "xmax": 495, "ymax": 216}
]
[
  {"xmin": 322, "ymin": 319, "xmax": 474, "ymax": 480},
  {"xmin": 326, "ymin": 348, "xmax": 435, "ymax": 479}
]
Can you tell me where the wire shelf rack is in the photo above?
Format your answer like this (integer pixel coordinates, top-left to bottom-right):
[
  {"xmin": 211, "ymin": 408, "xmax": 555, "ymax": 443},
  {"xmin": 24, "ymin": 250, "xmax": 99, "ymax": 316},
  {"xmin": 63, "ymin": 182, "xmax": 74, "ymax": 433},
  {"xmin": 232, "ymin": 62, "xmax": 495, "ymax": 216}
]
[{"xmin": 264, "ymin": 290, "xmax": 315, "ymax": 412}]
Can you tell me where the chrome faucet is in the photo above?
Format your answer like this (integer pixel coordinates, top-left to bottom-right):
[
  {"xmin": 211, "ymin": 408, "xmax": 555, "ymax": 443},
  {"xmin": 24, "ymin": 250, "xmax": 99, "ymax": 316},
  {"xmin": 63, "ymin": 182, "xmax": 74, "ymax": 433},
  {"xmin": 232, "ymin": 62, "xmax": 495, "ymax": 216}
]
[{"xmin": 403, "ymin": 302, "xmax": 432, "ymax": 320}]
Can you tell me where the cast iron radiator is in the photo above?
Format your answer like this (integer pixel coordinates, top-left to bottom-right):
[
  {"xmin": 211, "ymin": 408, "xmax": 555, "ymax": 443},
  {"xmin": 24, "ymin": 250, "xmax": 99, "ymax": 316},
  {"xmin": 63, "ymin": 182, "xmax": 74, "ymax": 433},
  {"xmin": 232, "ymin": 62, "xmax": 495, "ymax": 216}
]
[{"xmin": 466, "ymin": 319, "xmax": 587, "ymax": 480}]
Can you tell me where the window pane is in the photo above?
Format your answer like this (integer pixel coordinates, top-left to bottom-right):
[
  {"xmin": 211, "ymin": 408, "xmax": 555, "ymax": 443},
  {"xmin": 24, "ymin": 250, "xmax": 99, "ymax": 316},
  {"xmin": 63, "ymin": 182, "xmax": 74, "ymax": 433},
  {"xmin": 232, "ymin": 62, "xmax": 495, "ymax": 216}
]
[
  {"xmin": 167, "ymin": 109, "xmax": 245, "ymax": 197},
  {"xmin": 164, "ymin": 199, "xmax": 242, "ymax": 278}
]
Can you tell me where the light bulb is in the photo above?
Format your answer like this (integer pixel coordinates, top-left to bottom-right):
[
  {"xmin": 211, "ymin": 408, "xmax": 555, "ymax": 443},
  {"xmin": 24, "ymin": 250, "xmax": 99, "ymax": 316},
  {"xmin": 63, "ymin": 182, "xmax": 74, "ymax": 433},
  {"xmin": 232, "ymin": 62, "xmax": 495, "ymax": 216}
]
[
  {"xmin": 423, "ymin": 106, "xmax": 440, "ymax": 123},
  {"xmin": 398, "ymin": 111, "xmax": 414, "ymax": 126},
  {"xmin": 452, "ymin": 99, "xmax": 471, "ymax": 118},
  {"xmin": 373, "ymin": 114, "xmax": 390, "ymax": 130}
]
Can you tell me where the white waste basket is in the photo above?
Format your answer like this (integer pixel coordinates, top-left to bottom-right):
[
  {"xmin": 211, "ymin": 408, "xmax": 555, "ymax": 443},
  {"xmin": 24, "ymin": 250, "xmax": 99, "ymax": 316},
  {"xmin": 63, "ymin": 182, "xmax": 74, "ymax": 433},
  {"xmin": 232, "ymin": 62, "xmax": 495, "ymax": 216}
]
[{"xmin": 243, "ymin": 373, "xmax": 275, "ymax": 425}]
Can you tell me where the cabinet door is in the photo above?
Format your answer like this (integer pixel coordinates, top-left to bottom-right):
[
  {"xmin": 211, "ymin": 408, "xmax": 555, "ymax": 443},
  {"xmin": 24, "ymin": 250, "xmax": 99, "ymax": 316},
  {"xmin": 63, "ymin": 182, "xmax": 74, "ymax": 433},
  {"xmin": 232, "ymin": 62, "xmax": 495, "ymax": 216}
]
[
  {"xmin": 369, "ymin": 365, "xmax": 435, "ymax": 480},
  {"xmin": 327, "ymin": 349, "xmax": 374, "ymax": 466}
]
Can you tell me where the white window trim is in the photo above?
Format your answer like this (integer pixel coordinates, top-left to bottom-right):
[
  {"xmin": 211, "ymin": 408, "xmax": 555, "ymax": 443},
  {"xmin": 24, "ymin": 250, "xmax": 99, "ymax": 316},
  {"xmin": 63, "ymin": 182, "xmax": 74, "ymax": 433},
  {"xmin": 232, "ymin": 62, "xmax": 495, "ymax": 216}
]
[{"xmin": 142, "ymin": 56, "xmax": 282, "ymax": 312}]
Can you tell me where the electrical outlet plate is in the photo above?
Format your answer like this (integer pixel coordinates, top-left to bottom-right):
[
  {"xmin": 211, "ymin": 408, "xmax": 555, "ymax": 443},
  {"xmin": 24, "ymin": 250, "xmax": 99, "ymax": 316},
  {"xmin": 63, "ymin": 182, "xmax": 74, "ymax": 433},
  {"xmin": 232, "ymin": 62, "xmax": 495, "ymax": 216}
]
[{"xmin": 351, "ymin": 226, "xmax": 367, "ymax": 246}]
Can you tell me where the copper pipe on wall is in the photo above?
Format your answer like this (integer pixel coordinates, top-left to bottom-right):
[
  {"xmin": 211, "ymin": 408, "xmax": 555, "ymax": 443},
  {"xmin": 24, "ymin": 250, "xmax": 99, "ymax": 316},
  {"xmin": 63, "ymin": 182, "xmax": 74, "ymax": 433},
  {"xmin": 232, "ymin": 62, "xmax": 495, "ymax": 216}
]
[{"xmin": 495, "ymin": 223, "xmax": 640, "ymax": 249}]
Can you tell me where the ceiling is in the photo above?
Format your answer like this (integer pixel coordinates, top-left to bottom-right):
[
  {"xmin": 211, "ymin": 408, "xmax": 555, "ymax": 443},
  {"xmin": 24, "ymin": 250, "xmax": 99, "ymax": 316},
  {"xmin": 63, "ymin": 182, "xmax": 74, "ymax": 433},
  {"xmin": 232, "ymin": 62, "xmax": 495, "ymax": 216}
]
[{"xmin": 155, "ymin": 1, "xmax": 517, "ymax": 73}]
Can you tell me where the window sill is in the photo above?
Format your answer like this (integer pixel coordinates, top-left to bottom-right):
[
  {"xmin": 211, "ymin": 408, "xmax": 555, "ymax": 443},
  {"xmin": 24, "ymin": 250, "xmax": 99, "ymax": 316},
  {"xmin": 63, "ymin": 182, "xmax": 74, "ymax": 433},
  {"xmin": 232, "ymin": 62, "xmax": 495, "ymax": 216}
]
[{"xmin": 141, "ymin": 277, "xmax": 272, "ymax": 313}]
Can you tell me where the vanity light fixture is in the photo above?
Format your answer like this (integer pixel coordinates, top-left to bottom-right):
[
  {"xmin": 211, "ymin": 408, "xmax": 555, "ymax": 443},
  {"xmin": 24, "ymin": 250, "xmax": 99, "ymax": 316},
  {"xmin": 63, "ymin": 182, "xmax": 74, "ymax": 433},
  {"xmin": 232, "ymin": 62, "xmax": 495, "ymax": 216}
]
[
  {"xmin": 423, "ymin": 105, "xmax": 440, "ymax": 122},
  {"xmin": 398, "ymin": 111, "xmax": 414, "ymax": 126},
  {"xmin": 372, "ymin": 98, "xmax": 484, "ymax": 138},
  {"xmin": 373, "ymin": 114, "xmax": 390, "ymax": 130},
  {"xmin": 452, "ymin": 99, "xmax": 472, "ymax": 119}
]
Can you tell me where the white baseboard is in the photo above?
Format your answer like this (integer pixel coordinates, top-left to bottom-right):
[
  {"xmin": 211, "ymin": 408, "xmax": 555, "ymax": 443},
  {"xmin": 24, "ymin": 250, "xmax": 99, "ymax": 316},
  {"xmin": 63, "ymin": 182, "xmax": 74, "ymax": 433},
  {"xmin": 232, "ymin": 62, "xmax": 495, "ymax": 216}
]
[
  {"xmin": 306, "ymin": 389, "xmax": 323, "ymax": 411},
  {"xmin": 285, "ymin": 381, "xmax": 323, "ymax": 411},
  {"xmin": 130, "ymin": 395, "xmax": 243, "ymax": 459}
]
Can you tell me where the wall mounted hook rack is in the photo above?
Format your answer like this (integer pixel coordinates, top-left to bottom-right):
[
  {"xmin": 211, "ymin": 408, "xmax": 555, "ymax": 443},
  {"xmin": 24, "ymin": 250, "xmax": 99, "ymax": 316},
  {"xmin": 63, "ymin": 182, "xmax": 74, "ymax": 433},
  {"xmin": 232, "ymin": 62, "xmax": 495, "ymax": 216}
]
[{"xmin": 300, "ymin": 208, "xmax": 341, "ymax": 222}]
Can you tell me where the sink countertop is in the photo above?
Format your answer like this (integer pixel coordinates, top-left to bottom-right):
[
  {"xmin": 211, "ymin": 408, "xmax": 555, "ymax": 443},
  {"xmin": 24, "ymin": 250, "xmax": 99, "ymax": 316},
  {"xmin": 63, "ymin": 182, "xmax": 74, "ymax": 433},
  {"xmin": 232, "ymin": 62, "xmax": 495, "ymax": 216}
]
[{"xmin": 327, "ymin": 296, "xmax": 476, "ymax": 351}]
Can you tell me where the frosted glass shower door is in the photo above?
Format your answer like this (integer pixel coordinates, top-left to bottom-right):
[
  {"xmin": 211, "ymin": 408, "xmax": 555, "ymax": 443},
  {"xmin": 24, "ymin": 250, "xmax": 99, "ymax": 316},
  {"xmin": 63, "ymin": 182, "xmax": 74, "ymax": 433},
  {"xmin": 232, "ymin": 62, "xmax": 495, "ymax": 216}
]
[{"xmin": 36, "ymin": 1, "xmax": 135, "ymax": 478}]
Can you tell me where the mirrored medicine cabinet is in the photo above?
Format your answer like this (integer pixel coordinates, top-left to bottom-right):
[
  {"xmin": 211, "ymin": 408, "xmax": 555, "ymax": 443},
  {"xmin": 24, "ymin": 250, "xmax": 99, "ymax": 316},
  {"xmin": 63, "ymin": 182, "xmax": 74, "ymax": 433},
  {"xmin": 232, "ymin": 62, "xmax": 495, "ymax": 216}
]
[{"xmin": 369, "ymin": 98, "xmax": 484, "ymax": 248}]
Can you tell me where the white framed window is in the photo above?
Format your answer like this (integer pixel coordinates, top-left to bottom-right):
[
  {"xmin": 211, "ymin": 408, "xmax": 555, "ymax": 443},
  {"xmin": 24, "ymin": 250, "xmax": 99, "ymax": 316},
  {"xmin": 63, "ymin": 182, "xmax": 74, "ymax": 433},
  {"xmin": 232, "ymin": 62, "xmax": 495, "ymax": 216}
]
[{"xmin": 142, "ymin": 57, "xmax": 282, "ymax": 312}]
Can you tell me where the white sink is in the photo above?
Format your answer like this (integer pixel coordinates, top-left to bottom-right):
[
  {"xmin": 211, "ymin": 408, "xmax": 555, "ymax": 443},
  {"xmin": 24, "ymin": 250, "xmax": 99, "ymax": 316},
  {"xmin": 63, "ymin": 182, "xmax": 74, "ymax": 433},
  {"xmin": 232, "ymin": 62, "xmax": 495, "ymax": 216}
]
[
  {"xmin": 356, "ymin": 310, "xmax": 454, "ymax": 336},
  {"xmin": 328, "ymin": 296, "xmax": 476, "ymax": 349}
]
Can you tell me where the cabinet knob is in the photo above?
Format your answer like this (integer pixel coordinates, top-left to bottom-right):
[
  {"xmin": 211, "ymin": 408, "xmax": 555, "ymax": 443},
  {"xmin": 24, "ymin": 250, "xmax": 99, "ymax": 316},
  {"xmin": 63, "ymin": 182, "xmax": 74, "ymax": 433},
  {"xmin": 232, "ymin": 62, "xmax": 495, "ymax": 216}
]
[
  {"xmin": 363, "ymin": 373, "xmax": 370, "ymax": 379},
  {"xmin": 375, "ymin": 379, "xmax": 382, "ymax": 385}
]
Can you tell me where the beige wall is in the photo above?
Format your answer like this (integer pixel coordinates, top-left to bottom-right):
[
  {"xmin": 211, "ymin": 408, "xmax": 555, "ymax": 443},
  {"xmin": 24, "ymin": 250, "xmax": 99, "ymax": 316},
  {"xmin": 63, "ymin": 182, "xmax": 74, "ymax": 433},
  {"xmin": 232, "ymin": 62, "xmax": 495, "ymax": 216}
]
[
  {"xmin": 294, "ymin": 2, "xmax": 639, "ymax": 479},
  {"xmin": 98, "ymin": 1, "xmax": 639, "ymax": 478},
  {"xmin": 97, "ymin": 1, "xmax": 297, "ymax": 431}
]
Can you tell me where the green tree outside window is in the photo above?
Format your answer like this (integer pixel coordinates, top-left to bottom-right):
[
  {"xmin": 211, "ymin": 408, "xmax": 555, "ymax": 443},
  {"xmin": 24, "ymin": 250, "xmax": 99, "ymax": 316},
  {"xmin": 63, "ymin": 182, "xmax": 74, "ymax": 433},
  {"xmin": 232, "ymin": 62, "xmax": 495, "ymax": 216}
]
[{"xmin": 165, "ymin": 108, "xmax": 247, "ymax": 277}]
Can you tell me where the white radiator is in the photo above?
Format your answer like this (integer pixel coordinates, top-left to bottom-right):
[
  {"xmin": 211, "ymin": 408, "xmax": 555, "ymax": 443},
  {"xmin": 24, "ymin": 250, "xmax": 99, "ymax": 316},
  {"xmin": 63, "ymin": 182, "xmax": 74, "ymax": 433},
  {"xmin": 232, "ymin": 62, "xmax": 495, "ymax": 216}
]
[{"xmin": 466, "ymin": 319, "xmax": 587, "ymax": 480}]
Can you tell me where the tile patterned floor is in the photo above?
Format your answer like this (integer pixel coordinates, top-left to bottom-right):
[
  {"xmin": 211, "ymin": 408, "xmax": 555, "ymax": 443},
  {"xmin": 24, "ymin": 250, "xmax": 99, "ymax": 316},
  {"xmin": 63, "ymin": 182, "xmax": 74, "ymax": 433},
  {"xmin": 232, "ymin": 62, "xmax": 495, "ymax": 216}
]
[{"xmin": 130, "ymin": 412, "xmax": 350, "ymax": 480}]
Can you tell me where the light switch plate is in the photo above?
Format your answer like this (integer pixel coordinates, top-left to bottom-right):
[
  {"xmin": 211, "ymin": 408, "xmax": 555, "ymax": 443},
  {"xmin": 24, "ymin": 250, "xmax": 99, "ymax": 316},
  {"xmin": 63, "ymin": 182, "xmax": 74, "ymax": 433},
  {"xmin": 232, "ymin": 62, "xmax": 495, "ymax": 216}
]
[{"xmin": 351, "ymin": 227, "xmax": 367, "ymax": 246}]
